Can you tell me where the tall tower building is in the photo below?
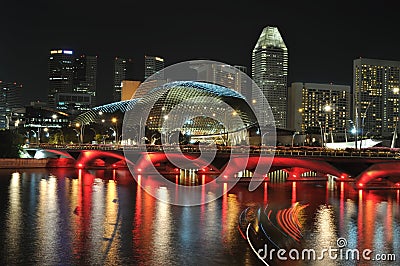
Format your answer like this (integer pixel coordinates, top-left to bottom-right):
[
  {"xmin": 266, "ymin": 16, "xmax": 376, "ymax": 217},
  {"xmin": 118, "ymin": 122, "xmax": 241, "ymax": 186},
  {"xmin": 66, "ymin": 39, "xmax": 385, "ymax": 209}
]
[
  {"xmin": 252, "ymin": 26, "xmax": 288, "ymax": 128},
  {"xmin": 113, "ymin": 57, "xmax": 133, "ymax": 102},
  {"xmin": 75, "ymin": 55, "xmax": 98, "ymax": 106},
  {"xmin": 288, "ymin": 82, "xmax": 351, "ymax": 142},
  {"xmin": 48, "ymin": 49, "xmax": 75, "ymax": 108},
  {"xmin": 0, "ymin": 81, "xmax": 23, "ymax": 129},
  {"xmin": 354, "ymin": 58, "xmax": 400, "ymax": 137},
  {"xmin": 144, "ymin": 55, "xmax": 164, "ymax": 80}
]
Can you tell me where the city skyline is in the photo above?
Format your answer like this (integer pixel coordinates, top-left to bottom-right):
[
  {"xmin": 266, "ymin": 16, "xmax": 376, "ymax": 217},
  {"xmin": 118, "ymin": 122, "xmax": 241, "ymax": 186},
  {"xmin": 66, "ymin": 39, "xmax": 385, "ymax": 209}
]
[{"xmin": 2, "ymin": 1, "xmax": 400, "ymax": 106}]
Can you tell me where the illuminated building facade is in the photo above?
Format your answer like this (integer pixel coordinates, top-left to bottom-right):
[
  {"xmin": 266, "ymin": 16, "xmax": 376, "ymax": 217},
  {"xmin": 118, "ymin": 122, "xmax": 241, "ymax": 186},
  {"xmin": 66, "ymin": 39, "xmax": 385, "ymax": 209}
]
[
  {"xmin": 48, "ymin": 49, "xmax": 75, "ymax": 108},
  {"xmin": 288, "ymin": 82, "xmax": 351, "ymax": 139},
  {"xmin": 75, "ymin": 55, "xmax": 98, "ymax": 106},
  {"xmin": 113, "ymin": 57, "xmax": 133, "ymax": 102},
  {"xmin": 0, "ymin": 81, "xmax": 23, "ymax": 129},
  {"xmin": 144, "ymin": 55, "xmax": 164, "ymax": 80},
  {"xmin": 252, "ymin": 26, "xmax": 288, "ymax": 129},
  {"xmin": 354, "ymin": 58, "xmax": 400, "ymax": 137}
]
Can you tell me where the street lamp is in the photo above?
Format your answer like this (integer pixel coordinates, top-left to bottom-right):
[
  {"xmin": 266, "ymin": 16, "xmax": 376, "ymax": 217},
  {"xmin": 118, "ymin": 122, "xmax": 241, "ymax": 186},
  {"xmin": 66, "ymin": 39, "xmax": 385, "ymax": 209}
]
[
  {"xmin": 323, "ymin": 104, "xmax": 332, "ymax": 145},
  {"xmin": 75, "ymin": 122, "xmax": 85, "ymax": 144},
  {"xmin": 72, "ymin": 129, "xmax": 80, "ymax": 144},
  {"xmin": 291, "ymin": 131, "xmax": 299, "ymax": 147},
  {"xmin": 392, "ymin": 87, "xmax": 400, "ymax": 148},
  {"xmin": 359, "ymin": 96, "xmax": 378, "ymax": 149},
  {"xmin": 111, "ymin": 117, "xmax": 118, "ymax": 144}
]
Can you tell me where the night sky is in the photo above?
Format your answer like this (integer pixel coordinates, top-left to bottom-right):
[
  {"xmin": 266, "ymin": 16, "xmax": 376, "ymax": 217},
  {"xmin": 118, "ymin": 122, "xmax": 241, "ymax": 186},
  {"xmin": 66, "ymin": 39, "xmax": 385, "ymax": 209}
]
[{"xmin": 2, "ymin": 0, "xmax": 400, "ymax": 106}]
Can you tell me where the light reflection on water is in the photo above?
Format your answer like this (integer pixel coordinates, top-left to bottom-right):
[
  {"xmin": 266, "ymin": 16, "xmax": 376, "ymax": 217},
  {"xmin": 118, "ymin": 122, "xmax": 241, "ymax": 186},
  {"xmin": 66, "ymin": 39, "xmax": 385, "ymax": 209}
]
[{"xmin": 0, "ymin": 168, "xmax": 398, "ymax": 265}]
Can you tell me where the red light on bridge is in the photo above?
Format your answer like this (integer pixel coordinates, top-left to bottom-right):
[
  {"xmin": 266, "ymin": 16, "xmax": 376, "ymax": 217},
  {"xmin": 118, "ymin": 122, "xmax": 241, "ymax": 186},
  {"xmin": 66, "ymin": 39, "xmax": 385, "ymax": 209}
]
[
  {"xmin": 224, "ymin": 175, "xmax": 228, "ymax": 179},
  {"xmin": 112, "ymin": 164, "xmax": 117, "ymax": 168},
  {"xmin": 293, "ymin": 174, "xmax": 297, "ymax": 178},
  {"xmin": 358, "ymin": 183, "xmax": 364, "ymax": 188},
  {"xmin": 396, "ymin": 183, "xmax": 400, "ymax": 187},
  {"xmin": 202, "ymin": 168, "xmax": 206, "ymax": 172},
  {"xmin": 174, "ymin": 168, "xmax": 179, "ymax": 172},
  {"xmin": 137, "ymin": 168, "xmax": 142, "ymax": 172},
  {"xmin": 341, "ymin": 175, "xmax": 345, "ymax": 179},
  {"xmin": 77, "ymin": 163, "xmax": 83, "ymax": 168}
]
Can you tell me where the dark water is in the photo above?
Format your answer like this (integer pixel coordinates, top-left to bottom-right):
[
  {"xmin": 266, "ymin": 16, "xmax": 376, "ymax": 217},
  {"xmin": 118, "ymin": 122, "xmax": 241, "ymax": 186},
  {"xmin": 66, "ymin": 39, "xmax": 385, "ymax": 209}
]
[{"xmin": 0, "ymin": 168, "xmax": 398, "ymax": 265}]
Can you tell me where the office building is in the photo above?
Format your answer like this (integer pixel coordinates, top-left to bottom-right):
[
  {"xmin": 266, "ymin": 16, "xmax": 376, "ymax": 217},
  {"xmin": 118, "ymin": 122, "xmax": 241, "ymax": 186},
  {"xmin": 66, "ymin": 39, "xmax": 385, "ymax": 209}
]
[
  {"xmin": 144, "ymin": 55, "xmax": 164, "ymax": 80},
  {"xmin": 75, "ymin": 55, "xmax": 98, "ymax": 106},
  {"xmin": 252, "ymin": 26, "xmax": 288, "ymax": 128},
  {"xmin": 0, "ymin": 81, "xmax": 23, "ymax": 129},
  {"xmin": 113, "ymin": 57, "xmax": 133, "ymax": 102},
  {"xmin": 354, "ymin": 58, "xmax": 400, "ymax": 137},
  {"xmin": 288, "ymin": 83, "xmax": 351, "ymax": 142},
  {"xmin": 48, "ymin": 49, "xmax": 75, "ymax": 108}
]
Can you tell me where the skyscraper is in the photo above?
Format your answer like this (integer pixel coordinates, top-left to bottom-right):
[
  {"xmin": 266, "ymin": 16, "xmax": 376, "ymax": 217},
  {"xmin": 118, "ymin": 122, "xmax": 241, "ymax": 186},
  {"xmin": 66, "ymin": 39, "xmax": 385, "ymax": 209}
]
[
  {"xmin": 75, "ymin": 55, "xmax": 98, "ymax": 106},
  {"xmin": 354, "ymin": 58, "xmax": 400, "ymax": 137},
  {"xmin": 113, "ymin": 57, "xmax": 133, "ymax": 102},
  {"xmin": 48, "ymin": 49, "xmax": 75, "ymax": 108},
  {"xmin": 144, "ymin": 55, "xmax": 164, "ymax": 80},
  {"xmin": 252, "ymin": 26, "xmax": 288, "ymax": 128},
  {"xmin": 0, "ymin": 81, "xmax": 23, "ymax": 129},
  {"xmin": 288, "ymin": 82, "xmax": 351, "ymax": 143}
]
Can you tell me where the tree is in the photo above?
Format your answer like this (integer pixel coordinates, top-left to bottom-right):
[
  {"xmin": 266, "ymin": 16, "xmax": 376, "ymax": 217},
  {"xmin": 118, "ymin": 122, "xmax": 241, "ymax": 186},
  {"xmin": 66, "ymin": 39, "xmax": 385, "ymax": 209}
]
[{"xmin": 0, "ymin": 130, "xmax": 23, "ymax": 158}]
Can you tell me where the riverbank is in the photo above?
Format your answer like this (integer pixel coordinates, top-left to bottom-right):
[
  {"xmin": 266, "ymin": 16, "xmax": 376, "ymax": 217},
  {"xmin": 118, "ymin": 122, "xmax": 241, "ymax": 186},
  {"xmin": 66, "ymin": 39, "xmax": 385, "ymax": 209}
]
[{"xmin": 0, "ymin": 158, "xmax": 75, "ymax": 168}]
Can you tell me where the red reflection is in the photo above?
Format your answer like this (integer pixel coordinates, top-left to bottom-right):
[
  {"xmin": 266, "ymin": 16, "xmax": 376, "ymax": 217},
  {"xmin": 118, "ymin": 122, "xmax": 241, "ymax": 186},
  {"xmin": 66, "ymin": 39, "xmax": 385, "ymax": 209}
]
[
  {"xmin": 263, "ymin": 182, "xmax": 268, "ymax": 205},
  {"xmin": 357, "ymin": 189, "xmax": 363, "ymax": 250},
  {"xmin": 221, "ymin": 183, "xmax": 228, "ymax": 237},
  {"xmin": 291, "ymin": 182, "xmax": 297, "ymax": 204},
  {"xmin": 73, "ymin": 170, "xmax": 93, "ymax": 258}
]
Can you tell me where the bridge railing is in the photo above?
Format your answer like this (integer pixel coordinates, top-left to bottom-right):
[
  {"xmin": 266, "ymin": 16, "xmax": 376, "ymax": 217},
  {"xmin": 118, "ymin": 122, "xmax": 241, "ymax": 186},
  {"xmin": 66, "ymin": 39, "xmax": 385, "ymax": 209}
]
[{"xmin": 27, "ymin": 144, "xmax": 400, "ymax": 159}]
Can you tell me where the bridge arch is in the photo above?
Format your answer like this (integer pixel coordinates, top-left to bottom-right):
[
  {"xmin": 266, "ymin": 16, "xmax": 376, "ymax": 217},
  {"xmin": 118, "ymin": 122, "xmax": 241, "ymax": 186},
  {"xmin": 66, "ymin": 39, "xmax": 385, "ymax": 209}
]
[
  {"xmin": 220, "ymin": 156, "xmax": 347, "ymax": 178},
  {"xmin": 356, "ymin": 162, "xmax": 400, "ymax": 187},
  {"xmin": 133, "ymin": 152, "xmax": 220, "ymax": 174},
  {"xmin": 76, "ymin": 150, "xmax": 135, "ymax": 168}
]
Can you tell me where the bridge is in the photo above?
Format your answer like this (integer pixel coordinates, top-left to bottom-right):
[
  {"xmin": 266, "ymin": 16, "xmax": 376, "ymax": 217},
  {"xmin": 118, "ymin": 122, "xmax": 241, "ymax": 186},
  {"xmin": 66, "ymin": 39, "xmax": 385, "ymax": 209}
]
[{"xmin": 23, "ymin": 144, "xmax": 400, "ymax": 190}]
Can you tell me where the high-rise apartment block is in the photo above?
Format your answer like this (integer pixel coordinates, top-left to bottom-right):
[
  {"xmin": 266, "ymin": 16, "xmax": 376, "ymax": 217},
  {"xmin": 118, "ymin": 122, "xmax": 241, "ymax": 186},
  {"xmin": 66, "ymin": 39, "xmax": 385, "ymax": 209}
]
[
  {"xmin": 353, "ymin": 58, "xmax": 400, "ymax": 137},
  {"xmin": 252, "ymin": 26, "xmax": 288, "ymax": 128},
  {"xmin": 288, "ymin": 82, "xmax": 351, "ymax": 139}
]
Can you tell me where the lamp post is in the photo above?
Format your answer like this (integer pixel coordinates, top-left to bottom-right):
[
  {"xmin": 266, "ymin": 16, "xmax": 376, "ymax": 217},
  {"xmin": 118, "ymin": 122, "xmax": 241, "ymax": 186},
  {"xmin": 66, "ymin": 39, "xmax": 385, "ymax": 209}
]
[
  {"xmin": 75, "ymin": 122, "xmax": 85, "ymax": 144},
  {"xmin": 111, "ymin": 117, "xmax": 118, "ymax": 145},
  {"xmin": 72, "ymin": 129, "xmax": 80, "ymax": 144},
  {"xmin": 291, "ymin": 131, "xmax": 299, "ymax": 147},
  {"xmin": 323, "ymin": 104, "xmax": 332, "ymax": 146},
  {"xmin": 360, "ymin": 97, "xmax": 378, "ymax": 149},
  {"xmin": 392, "ymin": 87, "xmax": 400, "ymax": 148}
]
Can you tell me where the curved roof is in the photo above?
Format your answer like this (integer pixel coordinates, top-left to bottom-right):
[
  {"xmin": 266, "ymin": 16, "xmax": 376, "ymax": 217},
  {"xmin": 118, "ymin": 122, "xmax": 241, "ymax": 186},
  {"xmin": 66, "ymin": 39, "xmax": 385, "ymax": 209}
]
[
  {"xmin": 74, "ymin": 81, "xmax": 254, "ymax": 129},
  {"xmin": 150, "ymin": 81, "xmax": 245, "ymax": 99}
]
